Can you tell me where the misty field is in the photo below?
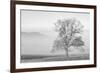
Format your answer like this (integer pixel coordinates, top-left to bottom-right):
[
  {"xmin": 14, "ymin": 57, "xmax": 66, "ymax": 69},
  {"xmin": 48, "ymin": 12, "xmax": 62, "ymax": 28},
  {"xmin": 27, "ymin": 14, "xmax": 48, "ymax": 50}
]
[
  {"xmin": 21, "ymin": 54, "xmax": 89, "ymax": 63},
  {"xmin": 21, "ymin": 30, "xmax": 90, "ymax": 63}
]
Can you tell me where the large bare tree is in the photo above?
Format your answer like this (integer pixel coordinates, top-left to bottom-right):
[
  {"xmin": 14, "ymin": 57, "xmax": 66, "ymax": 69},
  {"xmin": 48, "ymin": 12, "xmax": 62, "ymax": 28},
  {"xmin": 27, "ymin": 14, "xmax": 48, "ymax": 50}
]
[{"xmin": 52, "ymin": 18, "xmax": 84, "ymax": 59}]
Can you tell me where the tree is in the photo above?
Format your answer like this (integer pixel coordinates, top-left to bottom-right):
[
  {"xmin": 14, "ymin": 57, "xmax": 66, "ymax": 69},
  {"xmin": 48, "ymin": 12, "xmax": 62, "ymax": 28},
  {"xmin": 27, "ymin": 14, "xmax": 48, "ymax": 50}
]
[{"xmin": 51, "ymin": 18, "xmax": 84, "ymax": 59}]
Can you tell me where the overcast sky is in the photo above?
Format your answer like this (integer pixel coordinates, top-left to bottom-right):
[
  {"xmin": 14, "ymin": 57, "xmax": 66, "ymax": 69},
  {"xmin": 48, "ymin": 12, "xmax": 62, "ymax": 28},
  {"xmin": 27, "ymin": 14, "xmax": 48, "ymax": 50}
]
[{"xmin": 21, "ymin": 9, "xmax": 90, "ymax": 35}]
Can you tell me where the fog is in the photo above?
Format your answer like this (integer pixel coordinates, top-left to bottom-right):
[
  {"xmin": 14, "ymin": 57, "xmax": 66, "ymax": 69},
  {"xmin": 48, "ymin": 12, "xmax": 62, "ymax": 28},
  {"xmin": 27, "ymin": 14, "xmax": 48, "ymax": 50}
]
[{"xmin": 20, "ymin": 9, "xmax": 90, "ymax": 56}]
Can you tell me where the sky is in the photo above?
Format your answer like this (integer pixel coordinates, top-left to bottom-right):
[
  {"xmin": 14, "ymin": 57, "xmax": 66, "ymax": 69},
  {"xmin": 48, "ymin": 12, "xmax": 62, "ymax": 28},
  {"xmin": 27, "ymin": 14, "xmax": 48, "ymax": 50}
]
[
  {"xmin": 20, "ymin": 9, "xmax": 90, "ymax": 55},
  {"xmin": 21, "ymin": 9, "xmax": 90, "ymax": 35}
]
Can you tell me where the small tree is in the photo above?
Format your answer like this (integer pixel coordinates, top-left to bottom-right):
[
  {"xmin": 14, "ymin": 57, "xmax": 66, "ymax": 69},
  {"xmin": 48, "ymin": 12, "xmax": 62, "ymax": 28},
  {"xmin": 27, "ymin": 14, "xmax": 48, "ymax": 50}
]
[{"xmin": 51, "ymin": 18, "xmax": 84, "ymax": 58}]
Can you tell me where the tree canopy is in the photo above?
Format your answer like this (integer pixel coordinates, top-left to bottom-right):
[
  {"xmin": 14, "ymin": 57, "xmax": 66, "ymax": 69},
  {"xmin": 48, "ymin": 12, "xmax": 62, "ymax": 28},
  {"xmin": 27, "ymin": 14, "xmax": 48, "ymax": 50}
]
[{"xmin": 52, "ymin": 18, "xmax": 84, "ymax": 52}]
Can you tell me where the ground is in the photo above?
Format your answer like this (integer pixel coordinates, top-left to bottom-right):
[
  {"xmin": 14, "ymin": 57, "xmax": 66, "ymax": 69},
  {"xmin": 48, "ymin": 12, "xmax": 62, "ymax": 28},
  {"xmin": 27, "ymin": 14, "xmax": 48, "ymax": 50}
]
[{"xmin": 21, "ymin": 53, "xmax": 89, "ymax": 63}]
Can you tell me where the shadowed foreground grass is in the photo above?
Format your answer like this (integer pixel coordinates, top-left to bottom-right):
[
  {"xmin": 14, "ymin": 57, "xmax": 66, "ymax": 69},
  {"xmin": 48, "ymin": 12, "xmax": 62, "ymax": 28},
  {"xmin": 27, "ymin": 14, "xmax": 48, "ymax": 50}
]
[{"xmin": 21, "ymin": 54, "xmax": 89, "ymax": 63}]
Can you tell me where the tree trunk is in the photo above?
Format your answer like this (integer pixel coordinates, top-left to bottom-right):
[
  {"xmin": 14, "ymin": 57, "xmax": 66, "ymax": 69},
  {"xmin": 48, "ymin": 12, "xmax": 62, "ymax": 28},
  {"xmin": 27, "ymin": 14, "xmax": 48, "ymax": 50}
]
[{"xmin": 65, "ymin": 47, "xmax": 69, "ymax": 60}]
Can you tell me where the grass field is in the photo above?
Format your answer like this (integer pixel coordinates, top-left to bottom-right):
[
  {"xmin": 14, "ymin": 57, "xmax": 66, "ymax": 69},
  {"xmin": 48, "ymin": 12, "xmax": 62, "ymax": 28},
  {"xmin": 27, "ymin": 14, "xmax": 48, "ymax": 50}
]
[{"xmin": 21, "ymin": 53, "xmax": 89, "ymax": 63}]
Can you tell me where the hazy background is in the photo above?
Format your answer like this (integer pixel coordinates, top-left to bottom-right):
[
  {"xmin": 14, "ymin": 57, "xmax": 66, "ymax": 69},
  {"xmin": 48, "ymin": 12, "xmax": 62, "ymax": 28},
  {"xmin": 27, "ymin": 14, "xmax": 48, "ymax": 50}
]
[{"xmin": 20, "ymin": 9, "xmax": 90, "ymax": 56}]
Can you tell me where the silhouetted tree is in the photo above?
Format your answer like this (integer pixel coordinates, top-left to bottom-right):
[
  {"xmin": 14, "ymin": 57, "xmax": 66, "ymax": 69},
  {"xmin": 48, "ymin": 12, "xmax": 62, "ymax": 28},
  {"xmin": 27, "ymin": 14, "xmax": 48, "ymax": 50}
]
[{"xmin": 52, "ymin": 18, "xmax": 84, "ymax": 58}]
